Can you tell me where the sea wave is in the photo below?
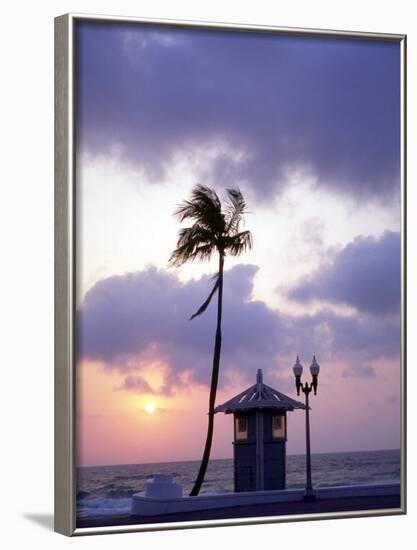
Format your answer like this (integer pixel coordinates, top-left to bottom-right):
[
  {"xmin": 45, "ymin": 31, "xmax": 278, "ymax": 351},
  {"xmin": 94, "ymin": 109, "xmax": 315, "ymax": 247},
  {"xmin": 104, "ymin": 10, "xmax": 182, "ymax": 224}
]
[
  {"xmin": 77, "ymin": 498, "xmax": 132, "ymax": 518},
  {"xmin": 76, "ymin": 449, "xmax": 400, "ymax": 519}
]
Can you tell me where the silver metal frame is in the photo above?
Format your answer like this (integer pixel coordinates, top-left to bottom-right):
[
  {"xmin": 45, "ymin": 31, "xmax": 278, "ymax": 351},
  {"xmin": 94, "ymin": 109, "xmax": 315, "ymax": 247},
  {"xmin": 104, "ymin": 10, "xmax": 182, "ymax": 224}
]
[{"xmin": 54, "ymin": 12, "xmax": 407, "ymax": 536}]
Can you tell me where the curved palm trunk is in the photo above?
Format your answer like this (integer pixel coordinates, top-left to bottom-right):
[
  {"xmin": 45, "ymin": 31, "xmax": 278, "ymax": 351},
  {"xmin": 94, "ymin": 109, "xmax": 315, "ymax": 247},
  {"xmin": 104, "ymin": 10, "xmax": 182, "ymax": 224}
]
[{"xmin": 190, "ymin": 253, "xmax": 224, "ymax": 496}]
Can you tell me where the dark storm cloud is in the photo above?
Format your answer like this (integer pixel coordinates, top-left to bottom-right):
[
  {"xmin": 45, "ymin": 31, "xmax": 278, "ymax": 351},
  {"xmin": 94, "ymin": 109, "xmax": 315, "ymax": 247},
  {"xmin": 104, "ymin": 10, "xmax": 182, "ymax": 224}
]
[
  {"xmin": 77, "ymin": 264, "xmax": 400, "ymax": 392},
  {"xmin": 287, "ymin": 231, "xmax": 401, "ymax": 315},
  {"xmin": 76, "ymin": 22, "xmax": 400, "ymax": 201}
]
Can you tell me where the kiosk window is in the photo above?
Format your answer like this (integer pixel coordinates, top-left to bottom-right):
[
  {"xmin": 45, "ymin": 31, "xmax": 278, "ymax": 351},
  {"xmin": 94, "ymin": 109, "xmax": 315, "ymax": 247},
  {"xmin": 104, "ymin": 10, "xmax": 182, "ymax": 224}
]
[
  {"xmin": 272, "ymin": 415, "xmax": 285, "ymax": 439},
  {"xmin": 235, "ymin": 416, "xmax": 248, "ymax": 440}
]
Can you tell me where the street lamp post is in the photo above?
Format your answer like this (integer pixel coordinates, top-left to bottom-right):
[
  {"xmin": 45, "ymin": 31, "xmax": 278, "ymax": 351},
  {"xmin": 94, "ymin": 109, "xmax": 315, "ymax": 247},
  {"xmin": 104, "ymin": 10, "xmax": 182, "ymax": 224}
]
[{"xmin": 293, "ymin": 355, "xmax": 320, "ymax": 502}]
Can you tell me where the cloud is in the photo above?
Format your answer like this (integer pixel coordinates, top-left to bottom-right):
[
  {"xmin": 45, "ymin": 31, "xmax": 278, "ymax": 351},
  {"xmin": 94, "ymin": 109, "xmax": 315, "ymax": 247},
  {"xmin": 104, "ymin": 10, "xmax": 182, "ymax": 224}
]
[
  {"xmin": 76, "ymin": 22, "xmax": 400, "ymax": 201},
  {"xmin": 77, "ymin": 264, "xmax": 283, "ymax": 384},
  {"xmin": 287, "ymin": 231, "xmax": 401, "ymax": 315},
  {"xmin": 342, "ymin": 363, "xmax": 376, "ymax": 379},
  {"xmin": 285, "ymin": 308, "xmax": 400, "ymax": 361},
  {"xmin": 116, "ymin": 374, "xmax": 171, "ymax": 395},
  {"xmin": 77, "ymin": 263, "xmax": 400, "ymax": 391}
]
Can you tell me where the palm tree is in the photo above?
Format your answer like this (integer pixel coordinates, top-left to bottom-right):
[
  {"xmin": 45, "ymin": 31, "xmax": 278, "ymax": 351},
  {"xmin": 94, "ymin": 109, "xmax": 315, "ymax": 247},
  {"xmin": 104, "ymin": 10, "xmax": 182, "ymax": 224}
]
[{"xmin": 169, "ymin": 185, "xmax": 252, "ymax": 496}]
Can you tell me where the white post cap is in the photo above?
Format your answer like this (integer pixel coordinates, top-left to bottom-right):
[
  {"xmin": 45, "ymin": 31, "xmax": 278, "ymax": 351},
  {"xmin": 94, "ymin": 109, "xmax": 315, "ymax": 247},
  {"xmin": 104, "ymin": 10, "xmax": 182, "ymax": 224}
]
[{"xmin": 145, "ymin": 473, "xmax": 183, "ymax": 498}]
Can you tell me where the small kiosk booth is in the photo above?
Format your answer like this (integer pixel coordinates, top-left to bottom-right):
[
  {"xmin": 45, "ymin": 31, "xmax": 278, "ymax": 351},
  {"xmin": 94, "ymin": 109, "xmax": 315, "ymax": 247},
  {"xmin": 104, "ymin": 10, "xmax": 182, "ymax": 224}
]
[{"xmin": 215, "ymin": 369, "xmax": 305, "ymax": 492}]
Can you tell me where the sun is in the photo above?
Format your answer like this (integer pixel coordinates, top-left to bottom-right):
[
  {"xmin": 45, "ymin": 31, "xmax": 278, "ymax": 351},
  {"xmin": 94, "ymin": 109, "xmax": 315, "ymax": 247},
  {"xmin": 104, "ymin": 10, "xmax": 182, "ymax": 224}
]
[{"xmin": 144, "ymin": 403, "xmax": 156, "ymax": 414}]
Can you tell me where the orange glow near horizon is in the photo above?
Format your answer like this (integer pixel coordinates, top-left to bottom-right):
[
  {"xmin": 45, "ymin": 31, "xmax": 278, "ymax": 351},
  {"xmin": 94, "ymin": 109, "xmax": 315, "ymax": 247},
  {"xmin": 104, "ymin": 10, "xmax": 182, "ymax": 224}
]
[
  {"xmin": 76, "ymin": 359, "xmax": 234, "ymax": 466},
  {"xmin": 76, "ymin": 355, "xmax": 400, "ymax": 468}
]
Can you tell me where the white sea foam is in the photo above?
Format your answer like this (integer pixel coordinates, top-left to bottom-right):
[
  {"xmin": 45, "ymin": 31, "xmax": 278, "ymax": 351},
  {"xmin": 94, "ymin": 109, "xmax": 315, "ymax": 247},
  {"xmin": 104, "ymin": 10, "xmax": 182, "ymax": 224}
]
[{"xmin": 77, "ymin": 498, "xmax": 132, "ymax": 518}]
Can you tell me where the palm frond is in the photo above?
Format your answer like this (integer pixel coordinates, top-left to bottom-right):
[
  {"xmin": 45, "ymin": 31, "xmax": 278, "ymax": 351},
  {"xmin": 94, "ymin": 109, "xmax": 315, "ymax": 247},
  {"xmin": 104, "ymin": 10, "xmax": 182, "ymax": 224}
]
[
  {"xmin": 169, "ymin": 224, "xmax": 217, "ymax": 267},
  {"xmin": 176, "ymin": 225, "xmax": 215, "ymax": 248},
  {"xmin": 174, "ymin": 199, "xmax": 197, "ymax": 222},
  {"xmin": 225, "ymin": 187, "xmax": 248, "ymax": 233},
  {"xmin": 190, "ymin": 273, "xmax": 220, "ymax": 320},
  {"xmin": 170, "ymin": 185, "xmax": 252, "ymax": 265},
  {"xmin": 174, "ymin": 185, "xmax": 224, "ymax": 230},
  {"xmin": 223, "ymin": 230, "xmax": 253, "ymax": 256}
]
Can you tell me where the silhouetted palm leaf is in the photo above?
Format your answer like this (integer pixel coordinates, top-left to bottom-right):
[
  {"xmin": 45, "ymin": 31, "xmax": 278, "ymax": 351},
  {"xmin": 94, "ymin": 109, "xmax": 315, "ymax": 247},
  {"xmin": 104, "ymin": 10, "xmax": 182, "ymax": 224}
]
[
  {"xmin": 225, "ymin": 187, "xmax": 248, "ymax": 232},
  {"xmin": 190, "ymin": 273, "xmax": 220, "ymax": 320}
]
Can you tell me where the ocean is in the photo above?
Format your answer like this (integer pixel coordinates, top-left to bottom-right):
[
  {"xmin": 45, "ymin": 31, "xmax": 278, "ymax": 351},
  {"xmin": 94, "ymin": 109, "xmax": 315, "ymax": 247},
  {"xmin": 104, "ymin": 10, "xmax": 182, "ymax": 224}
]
[{"xmin": 77, "ymin": 449, "xmax": 400, "ymax": 519}]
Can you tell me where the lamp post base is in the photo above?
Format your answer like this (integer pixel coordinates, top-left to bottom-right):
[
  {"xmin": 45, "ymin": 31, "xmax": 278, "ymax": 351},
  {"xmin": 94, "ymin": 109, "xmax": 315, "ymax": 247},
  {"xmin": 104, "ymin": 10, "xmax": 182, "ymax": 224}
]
[{"xmin": 303, "ymin": 489, "xmax": 316, "ymax": 502}]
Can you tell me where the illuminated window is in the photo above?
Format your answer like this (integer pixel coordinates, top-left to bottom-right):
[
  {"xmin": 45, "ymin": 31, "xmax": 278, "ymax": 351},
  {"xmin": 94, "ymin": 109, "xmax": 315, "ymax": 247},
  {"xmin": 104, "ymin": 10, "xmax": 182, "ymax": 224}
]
[
  {"xmin": 272, "ymin": 414, "xmax": 285, "ymax": 439},
  {"xmin": 235, "ymin": 416, "xmax": 248, "ymax": 440}
]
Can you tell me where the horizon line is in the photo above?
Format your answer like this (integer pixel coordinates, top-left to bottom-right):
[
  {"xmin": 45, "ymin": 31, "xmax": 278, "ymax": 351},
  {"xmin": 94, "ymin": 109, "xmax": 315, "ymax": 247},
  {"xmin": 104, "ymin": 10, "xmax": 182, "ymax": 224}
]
[{"xmin": 78, "ymin": 447, "xmax": 400, "ymax": 469}]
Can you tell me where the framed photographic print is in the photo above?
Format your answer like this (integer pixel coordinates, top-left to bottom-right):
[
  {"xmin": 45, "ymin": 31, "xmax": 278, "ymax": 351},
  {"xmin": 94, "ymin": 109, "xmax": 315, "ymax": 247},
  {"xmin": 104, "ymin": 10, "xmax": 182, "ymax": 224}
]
[{"xmin": 54, "ymin": 13, "xmax": 406, "ymax": 536}]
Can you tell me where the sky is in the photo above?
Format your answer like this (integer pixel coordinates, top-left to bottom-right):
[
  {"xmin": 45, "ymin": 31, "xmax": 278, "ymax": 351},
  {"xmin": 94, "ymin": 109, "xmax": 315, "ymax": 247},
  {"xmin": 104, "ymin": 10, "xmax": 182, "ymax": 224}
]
[{"xmin": 75, "ymin": 21, "xmax": 402, "ymax": 467}]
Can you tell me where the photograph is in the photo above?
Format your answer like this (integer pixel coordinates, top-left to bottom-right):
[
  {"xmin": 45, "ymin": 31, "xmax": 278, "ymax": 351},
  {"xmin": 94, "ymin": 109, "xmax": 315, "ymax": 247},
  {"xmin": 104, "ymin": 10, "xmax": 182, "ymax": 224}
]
[{"xmin": 71, "ymin": 17, "xmax": 404, "ymax": 531}]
